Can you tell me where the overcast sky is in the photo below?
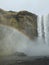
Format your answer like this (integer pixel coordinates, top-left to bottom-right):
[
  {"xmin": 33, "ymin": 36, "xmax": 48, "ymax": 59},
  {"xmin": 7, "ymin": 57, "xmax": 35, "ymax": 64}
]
[{"xmin": 0, "ymin": 0, "xmax": 49, "ymax": 15}]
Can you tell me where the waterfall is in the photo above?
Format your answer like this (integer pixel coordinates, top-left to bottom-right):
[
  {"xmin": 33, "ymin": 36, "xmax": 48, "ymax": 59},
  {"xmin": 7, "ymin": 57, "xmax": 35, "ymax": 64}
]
[
  {"xmin": 37, "ymin": 15, "xmax": 45, "ymax": 39},
  {"xmin": 41, "ymin": 16, "xmax": 45, "ymax": 39},
  {"xmin": 44, "ymin": 14, "xmax": 49, "ymax": 44},
  {"xmin": 37, "ymin": 15, "xmax": 42, "ymax": 37},
  {"xmin": 37, "ymin": 14, "xmax": 49, "ymax": 44}
]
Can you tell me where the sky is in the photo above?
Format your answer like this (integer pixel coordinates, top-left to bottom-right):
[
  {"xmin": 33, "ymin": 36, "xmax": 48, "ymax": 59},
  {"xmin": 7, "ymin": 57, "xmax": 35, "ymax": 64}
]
[{"xmin": 0, "ymin": 0, "xmax": 49, "ymax": 15}]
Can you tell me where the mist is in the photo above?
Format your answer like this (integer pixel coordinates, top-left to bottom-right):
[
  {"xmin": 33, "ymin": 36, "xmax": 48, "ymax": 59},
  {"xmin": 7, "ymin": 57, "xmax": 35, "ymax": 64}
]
[{"xmin": 0, "ymin": 24, "xmax": 49, "ymax": 57}]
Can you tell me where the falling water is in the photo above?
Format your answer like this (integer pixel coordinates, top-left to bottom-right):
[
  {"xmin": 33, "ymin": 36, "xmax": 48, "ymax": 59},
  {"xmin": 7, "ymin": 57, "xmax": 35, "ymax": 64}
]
[
  {"xmin": 37, "ymin": 15, "xmax": 45, "ymax": 44},
  {"xmin": 37, "ymin": 14, "xmax": 49, "ymax": 45},
  {"xmin": 43, "ymin": 14, "xmax": 49, "ymax": 44},
  {"xmin": 37, "ymin": 15, "xmax": 42, "ymax": 37}
]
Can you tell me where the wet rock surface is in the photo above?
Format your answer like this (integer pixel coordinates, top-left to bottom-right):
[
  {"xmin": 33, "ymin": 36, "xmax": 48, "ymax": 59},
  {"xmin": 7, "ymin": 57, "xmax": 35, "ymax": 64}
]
[{"xmin": 0, "ymin": 54, "xmax": 49, "ymax": 65}]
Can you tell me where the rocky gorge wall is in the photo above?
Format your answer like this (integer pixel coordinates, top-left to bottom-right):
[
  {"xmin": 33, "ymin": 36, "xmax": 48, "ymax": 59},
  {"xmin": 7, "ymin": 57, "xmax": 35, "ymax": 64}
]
[{"xmin": 0, "ymin": 9, "xmax": 38, "ymax": 39}]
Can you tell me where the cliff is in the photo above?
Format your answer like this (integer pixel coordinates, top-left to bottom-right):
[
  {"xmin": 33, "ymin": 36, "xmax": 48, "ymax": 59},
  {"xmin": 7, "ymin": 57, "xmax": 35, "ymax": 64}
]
[{"xmin": 0, "ymin": 8, "xmax": 38, "ymax": 39}]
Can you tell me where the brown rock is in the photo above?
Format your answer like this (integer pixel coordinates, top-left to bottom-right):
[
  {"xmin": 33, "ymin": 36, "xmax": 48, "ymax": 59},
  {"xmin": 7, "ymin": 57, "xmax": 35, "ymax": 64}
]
[{"xmin": 0, "ymin": 9, "xmax": 38, "ymax": 39}]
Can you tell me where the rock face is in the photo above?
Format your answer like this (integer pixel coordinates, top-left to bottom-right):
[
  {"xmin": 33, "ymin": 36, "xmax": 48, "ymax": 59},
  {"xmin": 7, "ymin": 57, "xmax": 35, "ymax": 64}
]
[{"xmin": 0, "ymin": 9, "xmax": 38, "ymax": 39}]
